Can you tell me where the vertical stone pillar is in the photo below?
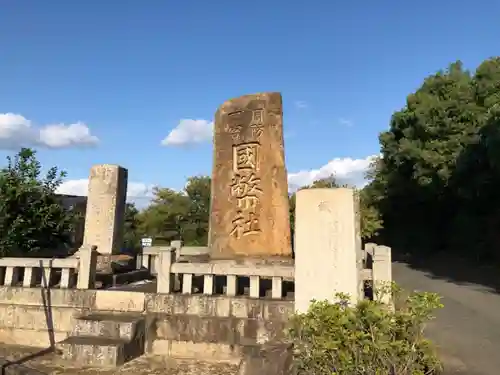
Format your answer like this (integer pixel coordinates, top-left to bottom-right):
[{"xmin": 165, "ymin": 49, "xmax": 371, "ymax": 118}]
[
  {"xmin": 82, "ymin": 164, "xmax": 128, "ymax": 255},
  {"xmin": 209, "ymin": 92, "xmax": 292, "ymax": 260},
  {"xmin": 372, "ymin": 245, "xmax": 393, "ymax": 305},
  {"xmin": 294, "ymin": 188, "xmax": 360, "ymax": 313},
  {"xmin": 77, "ymin": 245, "xmax": 98, "ymax": 289},
  {"xmin": 156, "ymin": 247, "xmax": 176, "ymax": 294}
]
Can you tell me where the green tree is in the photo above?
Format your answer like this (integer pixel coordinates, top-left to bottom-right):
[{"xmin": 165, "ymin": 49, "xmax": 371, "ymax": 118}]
[
  {"xmin": 122, "ymin": 203, "xmax": 142, "ymax": 252},
  {"xmin": 369, "ymin": 57, "xmax": 500, "ymax": 259},
  {"xmin": 183, "ymin": 176, "xmax": 211, "ymax": 245},
  {"xmin": 0, "ymin": 148, "xmax": 76, "ymax": 257},
  {"xmin": 139, "ymin": 176, "xmax": 211, "ymax": 246}
]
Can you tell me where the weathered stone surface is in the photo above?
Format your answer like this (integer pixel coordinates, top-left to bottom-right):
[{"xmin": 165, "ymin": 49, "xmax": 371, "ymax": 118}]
[
  {"xmin": 57, "ymin": 336, "xmax": 137, "ymax": 367},
  {"xmin": 0, "ymin": 287, "xmax": 96, "ymax": 308},
  {"xmin": 83, "ymin": 164, "xmax": 128, "ymax": 255},
  {"xmin": 95, "ymin": 290, "xmax": 146, "ymax": 312},
  {"xmin": 151, "ymin": 340, "xmax": 242, "ymax": 364},
  {"xmin": 154, "ymin": 315, "xmax": 286, "ymax": 346},
  {"xmin": 59, "ymin": 312, "xmax": 146, "ymax": 367},
  {"xmin": 209, "ymin": 92, "xmax": 292, "ymax": 260},
  {"xmin": 294, "ymin": 188, "xmax": 360, "ymax": 312},
  {"xmin": 73, "ymin": 312, "xmax": 144, "ymax": 341},
  {"xmin": 144, "ymin": 294, "xmax": 293, "ymax": 321},
  {"xmin": 0, "ymin": 345, "xmax": 242, "ymax": 375},
  {"xmin": 240, "ymin": 343, "xmax": 293, "ymax": 375}
]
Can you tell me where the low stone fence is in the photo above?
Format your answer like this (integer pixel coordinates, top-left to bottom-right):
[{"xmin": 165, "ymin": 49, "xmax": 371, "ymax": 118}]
[
  {"xmin": 0, "ymin": 246, "xmax": 97, "ymax": 290},
  {"xmin": 160, "ymin": 255, "xmax": 294, "ymax": 299},
  {"xmin": 141, "ymin": 241, "xmax": 392, "ymax": 305}
]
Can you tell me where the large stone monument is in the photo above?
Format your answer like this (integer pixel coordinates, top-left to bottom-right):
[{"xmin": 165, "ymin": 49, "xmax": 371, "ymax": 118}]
[
  {"xmin": 82, "ymin": 164, "xmax": 128, "ymax": 255},
  {"xmin": 209, "ymin": 92, "xmax": 292, "ymax": 260}
]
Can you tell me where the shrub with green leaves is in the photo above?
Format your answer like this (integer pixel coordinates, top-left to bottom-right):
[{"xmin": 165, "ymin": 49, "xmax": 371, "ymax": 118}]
[{"xmin": 286, "ymin": 285, "xmax": 443, "ymax": 375}]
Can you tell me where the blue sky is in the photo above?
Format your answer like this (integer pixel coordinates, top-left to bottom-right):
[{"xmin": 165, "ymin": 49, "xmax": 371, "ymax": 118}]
[{"xmin": 1, "ymin": 0, "xmax": 499, "ymax": 205}]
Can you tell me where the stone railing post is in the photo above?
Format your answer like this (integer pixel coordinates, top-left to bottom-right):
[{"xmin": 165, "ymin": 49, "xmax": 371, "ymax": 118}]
[
  {"xmin": 294, "ymin": 188, "xmax": 360, "ymax": 313},
  {"xmin": 157, "ymin": 247, "xmax": 176, "ymax": 294},
  {"xmin": 170, "ymin": 240, "xmax": 183, "ymax": 261},
  {"xmin": 77, "ymin": 245, "xmax": 98, "ymax": 289},
  {"xmin": 372, "ymin": 245, "xmax": 392, "ymax": 305}
]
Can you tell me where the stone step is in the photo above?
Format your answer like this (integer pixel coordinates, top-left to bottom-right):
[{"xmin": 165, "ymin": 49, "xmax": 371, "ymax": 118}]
[
  {"xmin": 151, "ymin": 339, "xmax": 243, "ymax": 365},
  {"xmin": 154, "ymin": 315, "xmax": 287, "ymax": 346},
  {"xmin": 57, "ymin": 335, "xmax": 144, "ymax": 367},
  {"xmin": 72, "ymin": 312, "xmax": 144, "ymax": 341}
]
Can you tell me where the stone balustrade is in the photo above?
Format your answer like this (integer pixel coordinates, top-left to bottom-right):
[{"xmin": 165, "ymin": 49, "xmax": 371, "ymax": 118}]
[
  {"xmin": 136, "ymin": 247, "xmax": 163, "ymax": 275},
  {"xmin": 155, "ymin": 247, "xmax": 294, "ymax": 299},
  {"xmin": 136, "ymin": 240, "xmax": 190, "ymax": 275},
  {"xmin": 0, "ymin": 246, "xmax": 97, "ymax": 290},
  {"xmin": 150, "ymin": 242, "xmax": 392, "ymax": 304}
]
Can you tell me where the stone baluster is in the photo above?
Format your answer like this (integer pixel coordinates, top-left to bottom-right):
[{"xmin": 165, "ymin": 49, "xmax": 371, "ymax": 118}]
[
  {"xmin": 226, "ymin": 275, "xmax": 237, "ymax": 296},
  {"xmin": 202, "ymin": 274, "xmax": 213, "ymax": 295},
  {"xmin": 4, "ymin": 266, "xmax": 19, "ymax": 286},
  {"xmin": 272, "ymin": 276, "xmax": 283, "ymax": 299},
  {"xmin": 182, "ymin": 274, "xmax": 193, "ymax": 294},
  {"xmin": 23, "ymin": 267, "xmax": 36, "ymax": 287},
  {"xmin": 249, "ymin": 276, "xmax": 260, "ymax": 298},
  {"xmin": 60, "ymin": 268, "xmax": 74, "ymax": 288}
]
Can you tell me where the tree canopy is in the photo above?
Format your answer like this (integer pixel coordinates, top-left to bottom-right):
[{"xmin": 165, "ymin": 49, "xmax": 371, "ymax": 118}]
[
  {"xmin": 137, "ymin": 176, "xmax": 211, "ymax": 246},
  {"xmin": 0, "ymin": 148, "xmax": 77, "ymax": 256},
  {"xmin": 365, "ymin": 57, "xmax": 500, "ymax": 260}
]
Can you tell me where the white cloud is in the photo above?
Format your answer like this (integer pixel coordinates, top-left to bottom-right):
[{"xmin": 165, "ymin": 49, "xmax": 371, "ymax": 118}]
[
  {"xmin": 56, "ymin": 179, "xmax": 156, "ymax": 207},
  {"xmin": 0, "ymin": 113, "xmax": 99, "ymax": 150},
  {"xmin": 339, "ymin": 118, "xmax": 354, "ymax": 127},
  {"xmin": 288, "ymin": 155, "xmax": 377, "ymax": 191},
  {"xmin": 162, "ymin": 119, "xmax": 213, "ymax": 146},
  {"xmin": 39, "ymin": 123, "xmax": 98, "ymax": 148},
  {"xmin": 295, "ymin": 101, "xmax": 308, "ymax": 109}
]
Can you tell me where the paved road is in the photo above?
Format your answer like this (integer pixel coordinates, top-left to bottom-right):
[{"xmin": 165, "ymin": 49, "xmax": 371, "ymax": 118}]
[{"xmin": 393, "ymin": 262, "xmax": 500, "ymax": 375}]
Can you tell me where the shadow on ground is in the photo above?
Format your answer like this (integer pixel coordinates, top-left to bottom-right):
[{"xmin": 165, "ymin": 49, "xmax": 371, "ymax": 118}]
[{"xmin": 392, "ymin": 248, "xmax": 500, "ymax": 294}]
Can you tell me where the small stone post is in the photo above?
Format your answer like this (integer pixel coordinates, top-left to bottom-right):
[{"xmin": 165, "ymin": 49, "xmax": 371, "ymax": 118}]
[
  {"xmin": 77, "ymin": 245, "xmax": 98, "ymax": 289},
  {"xmin": 156, "ymin": 247, "xmax": 176, "ymax": 294},
  {"xmin": 294, "ymin": 188, "xmax": 360, "ymax": 313},
  {"xmin": 171, "ymin": 240, "xmax": 183, "ymax": 262},
  {"xmin": 372, "ymin": 245, "xmax": 393, "ymax": 305}
]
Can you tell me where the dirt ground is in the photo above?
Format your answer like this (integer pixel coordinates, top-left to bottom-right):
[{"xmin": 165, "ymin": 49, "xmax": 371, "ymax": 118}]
[{"xmin": 0, "ymin": 345, "xmax": 239, "ymax": 375}]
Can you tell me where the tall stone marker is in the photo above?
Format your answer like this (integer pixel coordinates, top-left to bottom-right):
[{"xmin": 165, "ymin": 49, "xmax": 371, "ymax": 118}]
[
  {"xmin": 82, "ymin": 164, "xmax": 128, "ymax": 255},
  {"xmin": 294, "ymin": 188, "xmax": 360, "ymax": 313},
  {"xmin": 209, "ymin": 92, "xmax": 292, "ymax": 260}
]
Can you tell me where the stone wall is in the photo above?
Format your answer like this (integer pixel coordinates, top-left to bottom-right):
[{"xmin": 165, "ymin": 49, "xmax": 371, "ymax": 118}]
[{"xmin": 0, "ymin": 287, "xmax": 292, "ymax": 353}]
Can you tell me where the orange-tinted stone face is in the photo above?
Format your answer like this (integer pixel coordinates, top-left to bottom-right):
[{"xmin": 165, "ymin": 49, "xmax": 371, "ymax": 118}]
[{"xmin": 209, "ymin": 92, "xmax": 292, "ymax": 259}]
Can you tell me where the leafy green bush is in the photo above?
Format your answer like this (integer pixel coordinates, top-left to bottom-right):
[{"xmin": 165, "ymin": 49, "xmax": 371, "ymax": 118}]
[{"xmin": 286, "ymin": 285, "xmax": 443, "ymax": 375}]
